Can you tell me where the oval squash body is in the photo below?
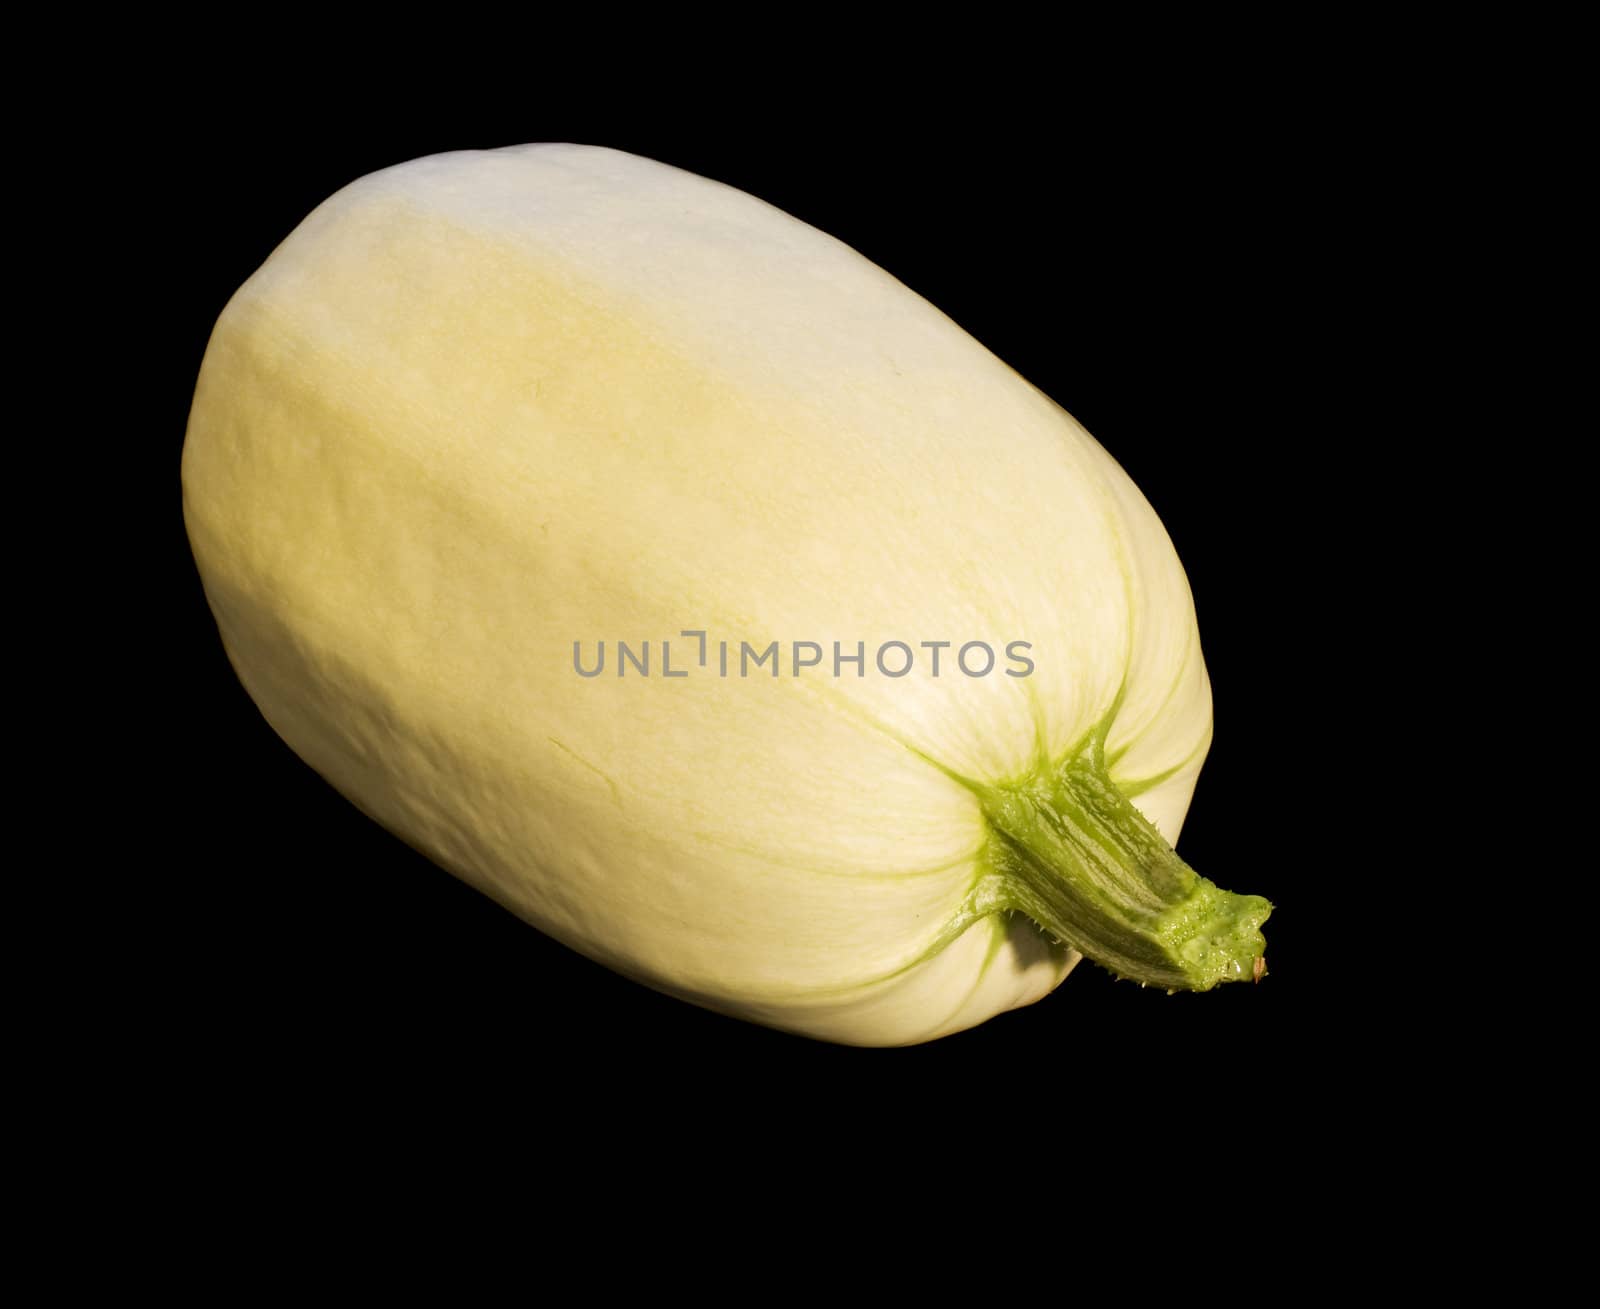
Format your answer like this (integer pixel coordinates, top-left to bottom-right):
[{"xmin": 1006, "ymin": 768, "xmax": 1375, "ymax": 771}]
[{"xmin": 182, "ymin": 144, "xmax": 1213, "ymax": 1045}]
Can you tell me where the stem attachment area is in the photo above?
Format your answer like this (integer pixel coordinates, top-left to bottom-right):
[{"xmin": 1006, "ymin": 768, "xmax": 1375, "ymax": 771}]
[{"xmin": 978, "ymin": 733, "xmax": 1271, "ymax": 991}]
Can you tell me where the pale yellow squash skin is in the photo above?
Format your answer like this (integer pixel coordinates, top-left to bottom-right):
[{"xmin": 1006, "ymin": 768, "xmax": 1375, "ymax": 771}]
[{"xmin": 182, "ymin": 144, "xmax": 1212, "ymax": 1045}]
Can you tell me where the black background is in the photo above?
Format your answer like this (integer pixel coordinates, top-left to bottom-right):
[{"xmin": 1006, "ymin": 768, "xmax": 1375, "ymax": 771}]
[{"xmin": 134, "ymin": 105, "xmax": 1375, "ymax": 1136}]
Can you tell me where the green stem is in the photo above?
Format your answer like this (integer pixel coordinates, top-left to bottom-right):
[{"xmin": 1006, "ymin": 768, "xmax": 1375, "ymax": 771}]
[{"xmin": 978, "ymin": 732, "xmax": 1270, "ymax": 991}]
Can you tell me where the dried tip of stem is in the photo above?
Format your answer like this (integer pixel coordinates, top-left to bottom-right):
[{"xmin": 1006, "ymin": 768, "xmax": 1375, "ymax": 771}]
[{"xmin": 1253, "ymin": 955, "xmax": 1266, "ymax": 983}]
